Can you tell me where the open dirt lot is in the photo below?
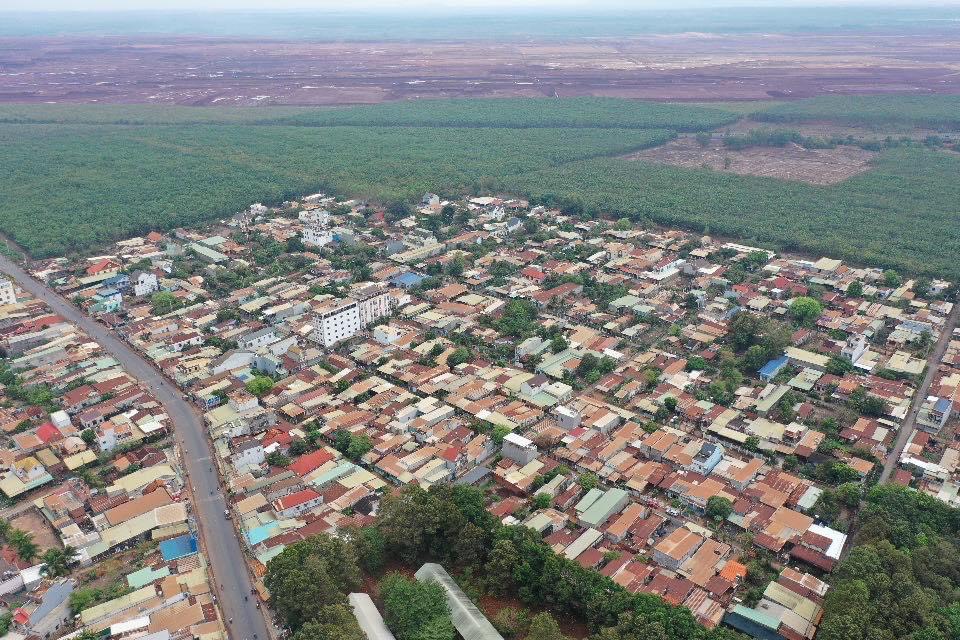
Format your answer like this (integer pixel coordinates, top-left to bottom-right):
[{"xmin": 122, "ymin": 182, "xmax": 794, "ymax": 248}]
[
  {"xmin": 627, "ymin": 136, "xmax": 877, "ymax": 185},
  {"xmin": 1, "ymin": 32, "xmax": 960, "ymax": 105},
  {"xmin": 10, "ymin": 509, "xmax": 61, "ymax": 551}
]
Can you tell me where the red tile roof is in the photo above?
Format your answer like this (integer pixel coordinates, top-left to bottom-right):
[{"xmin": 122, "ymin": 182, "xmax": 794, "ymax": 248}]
[{"xmin": 288, "ymin": 449, "xmax": 335, "ymax": 477}]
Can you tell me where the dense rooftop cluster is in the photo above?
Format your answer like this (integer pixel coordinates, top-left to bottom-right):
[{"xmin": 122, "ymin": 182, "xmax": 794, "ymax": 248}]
[
  {"xmin": 0, "ymin": 282, "xmax": 226, "ymax": 638},
  {"xmin": 20, "ymin": 189, "xmax": 958, "ymax": 640}
]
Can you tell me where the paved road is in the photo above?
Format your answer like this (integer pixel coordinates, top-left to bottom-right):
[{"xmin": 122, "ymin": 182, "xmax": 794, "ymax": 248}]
[
  {"xmin": 0, "ymin": 255, "xmax": 270, "ymax": 640},
  {"xmin": 878, "ymin": 301, "xmax": 960, "ymax": 484}
]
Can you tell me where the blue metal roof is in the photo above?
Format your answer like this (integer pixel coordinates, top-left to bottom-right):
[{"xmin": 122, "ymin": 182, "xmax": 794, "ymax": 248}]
[
  {"xmin": 391, "ymin": 272, "xmax": 425, "ymax": 287},
  {"xmin": 159, "ymin": 534, "xmax": 198, "ymax": 561},
  {"xmin": 759, "ymin": 355, "xmax": 789, "ymax": 377}
]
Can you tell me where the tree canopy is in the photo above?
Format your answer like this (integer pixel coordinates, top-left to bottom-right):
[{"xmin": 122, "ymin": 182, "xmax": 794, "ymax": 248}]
[{"xmin": 265, "ymin": 535, "xmax": 362, "ymax": 631}]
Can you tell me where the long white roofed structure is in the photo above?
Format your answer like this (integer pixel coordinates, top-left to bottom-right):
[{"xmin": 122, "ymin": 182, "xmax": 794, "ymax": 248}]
[
  {"xmin": 414, "ymin": 563, "xmax": 505, "ymax": 640},
  {"xmin": 349, "ymin": 593, "xmax": 397, "ymax": 640}
]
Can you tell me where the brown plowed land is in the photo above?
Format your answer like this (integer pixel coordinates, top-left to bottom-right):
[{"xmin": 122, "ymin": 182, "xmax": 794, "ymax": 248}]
[
  {"xmin": 1, "ymin": 32, "xmax": 960, "ymax": 105},
  {"xmin": 626, "ymin": 136, "xmax": 878, "ymax": 185}
]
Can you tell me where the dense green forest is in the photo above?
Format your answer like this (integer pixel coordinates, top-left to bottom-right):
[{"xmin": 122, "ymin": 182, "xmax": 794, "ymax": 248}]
[
  {"xmin": 1, "ymin": 98, "xmax": 958, "ymax": 278},
  {"xmin": 817, "ymin": 485, "xmax": 960, "ymax": 640},
  {"xmin": 0, "ymin": 122, "xmax": 672, "ymax": 256},
  {"xmin": 261, "ymin": 98, "xmax": 738, "ymax": 131},
  {"xmin": 753, "ymin": 95, "xmax": 960, "ymax": 130},
  {"xmin": 0, "ymin": 98, "xmax": 736, "ymax": 130}
]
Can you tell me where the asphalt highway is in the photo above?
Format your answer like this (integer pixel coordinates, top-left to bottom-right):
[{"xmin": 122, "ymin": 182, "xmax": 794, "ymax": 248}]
[{"xmin": 0, "ymin": 254, "xmax": 270, "ymax": 640}]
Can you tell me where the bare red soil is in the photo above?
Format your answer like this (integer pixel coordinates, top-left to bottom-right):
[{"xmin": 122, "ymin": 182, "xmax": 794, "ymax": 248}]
[{"xmin": 2, "ymin": 33, "xmax": 960, "ymax": 105}]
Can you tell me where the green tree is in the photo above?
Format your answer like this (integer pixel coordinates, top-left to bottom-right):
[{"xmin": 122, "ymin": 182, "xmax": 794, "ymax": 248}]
[
  {"xmin": 245, "ymin": 375, "xmax": 274, "ymax": 397},
  {"xmin": 381, "ymin": 573, "xmax": 452, "ymax": 640},
  {"xmin": 578, "ymin": 472, "xmax": 599, "ymax": 491},
  {"xmin": 492, "ymin": 424, "xmax": 512, "ymax": 445},
  {"xmin": 525, "ymin": 613, "xmax": 567, "ymax": 640},
  {"xmin": 346, "ymin": 435, "xmax": 373, "ymax": 461},
  {"xmin": 663, "ymin": 396, "xmax": 678, "ymax": 413},
  {"xmin": 705, "ymin": 496, "xmax": 733, "ymax": 522},
  {"xmin": 80, "ymin": 428, "xmax": 97, "ymax": 446},
  {"xmin": 40, "ymin": 546, "xmax": 77, "ymax": 577},
  {"xmin": 265, "ymin": 535, "xmax": 362, "ymax": 631},
  {"xmin": 485, "ymin": 539, "xmax": 521, "ymax": 596},
  {"xmin": 150, "ymin": 291, "xmax": 179, "ymax": 315},
  {"xmin": 789, "ymin": 296, "xmax": 824, "ymax": 326},
  {"xmin": 69, "ymin": 588, "xmax": 99, "ymax": 616},
  {"xmin": 292, "ymin": 605, "xmax": 365, "ymax": 640},
  {"xmin": 493, "ymin": 607, "xmax": 531, "ymax": 639},
  {"xmin": 847, "ymin": 281, "xmax": 864, "ymax": 298},
  {"xmin": 743, "ymin": 344, "xmax": 770, "ymax": 371},
  {"xmin": 343, "ymin": 525, "xmax": 386, "ymax": 575},
  {"xmin": 9, "ymin": 529, "xmax": 38, "ymax": 563},
  {"xmin": 453, "ymin": 522, "xmax": 489, "ymax": 568},
  {"xmin": 532, "ymin": 493, "xmax": 552, "ymax": 510},
  {"xmin": 267, "ymin": 451, "xmax": 291, "ymax": 467},
  {"xmin": 447, "ymin": 347, "xmax": 472, "ymax": 367},
  {"xmin": 446, "ymin": 255, "xmax": 466, "ymax": 277},
  {"xmin": 827, "ymin": 356, "xmax": 854, "ymax": 376},
  {"xmin": 386, "ymin": 201, "xmax": 413, "ymax": 222},
  {"xmin": 883, "ymin": 269, "xmax": 902, "ymax": 288},
  {"xmin": 289, "ymin": 439, "xmax": 309, "ymax": 456},
  {"xmin": 550, "ymin": 335, "xmax": 569, "ymax": 353}
]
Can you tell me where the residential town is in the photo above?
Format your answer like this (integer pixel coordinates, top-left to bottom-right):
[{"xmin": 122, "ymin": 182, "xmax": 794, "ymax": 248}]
[
  {"xmin": 1, "ymin": 191, "xmax": 956, "ymax": 640},
  {"xmin": 0, "ymin": 280, "xmax": 226, "ymax": 638}
]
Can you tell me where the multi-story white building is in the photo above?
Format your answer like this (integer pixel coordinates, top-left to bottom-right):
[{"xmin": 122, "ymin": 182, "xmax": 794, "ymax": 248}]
[
  {"xmin": 352, "ymin": 283, "xmax": 392, "ymax": 326},
  {"xmin": 0, "ymin": 278, "xmax": 17, "ymax": 306},
  {"xmin": 311, "ymin": 284, "xmax": 393, "ymax": 348},
  {"xmin": 301, "ymin": 209, "xmax": 333, "ymax": 248},
  {"xmin": 312, "ymin": 299, "xmax": 362, "ymax": 348}
]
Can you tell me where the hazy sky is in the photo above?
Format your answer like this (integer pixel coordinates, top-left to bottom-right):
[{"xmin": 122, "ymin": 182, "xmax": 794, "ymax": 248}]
[{"xmin": 5, "ymin": 0, "xmax": 960, "ymax": 10}]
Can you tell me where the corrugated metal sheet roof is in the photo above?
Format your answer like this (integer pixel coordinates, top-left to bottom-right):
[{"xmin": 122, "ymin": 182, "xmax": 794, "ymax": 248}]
[{"xmin": 415, "ymin": 564, "xmax": 504, "ymax": 640}]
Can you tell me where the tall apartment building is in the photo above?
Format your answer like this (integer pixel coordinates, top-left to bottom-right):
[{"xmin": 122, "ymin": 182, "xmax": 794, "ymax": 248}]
[
  {"xmin": 301, "ymin": 210, "xmax": 333, "ymax": 248},
  {"xmin": 311, "ymin": 284, "xmax": 392, "ymax": 348},
  {"xmin": 351, "ymin": 283, "xmax": 392, "ymax": 326}
]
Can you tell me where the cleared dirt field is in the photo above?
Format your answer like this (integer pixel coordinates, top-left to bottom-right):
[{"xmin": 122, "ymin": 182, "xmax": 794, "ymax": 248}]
[
  {"xmin": 2, "ymin": 32, "xmax": 960, "ymax": 105},
  {"xmin": 10, "ymin": 509, "xmax": 61, "ymax": 551},
  {"xmin": 627, "ymin": 136, "xmax": 877, "ymax": 185}
]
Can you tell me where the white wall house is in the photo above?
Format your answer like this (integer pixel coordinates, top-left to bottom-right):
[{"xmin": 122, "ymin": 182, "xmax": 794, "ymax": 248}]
[
  {"xmin": 0, "ymin": 279, "xmax": 17, "ymax": 306},
  {"xmin": 502, "ymin": 432, "xmax": 537, "ymax": 465},
  {"xmin": 132, "ymin": 271, "xmax": 159, "ymax": 297}
]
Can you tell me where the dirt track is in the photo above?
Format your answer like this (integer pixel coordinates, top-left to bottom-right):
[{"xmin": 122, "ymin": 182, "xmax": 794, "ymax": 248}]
[{"xmin": 2, "ymin": 32, "xmax": 960, "ymax": 105}]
